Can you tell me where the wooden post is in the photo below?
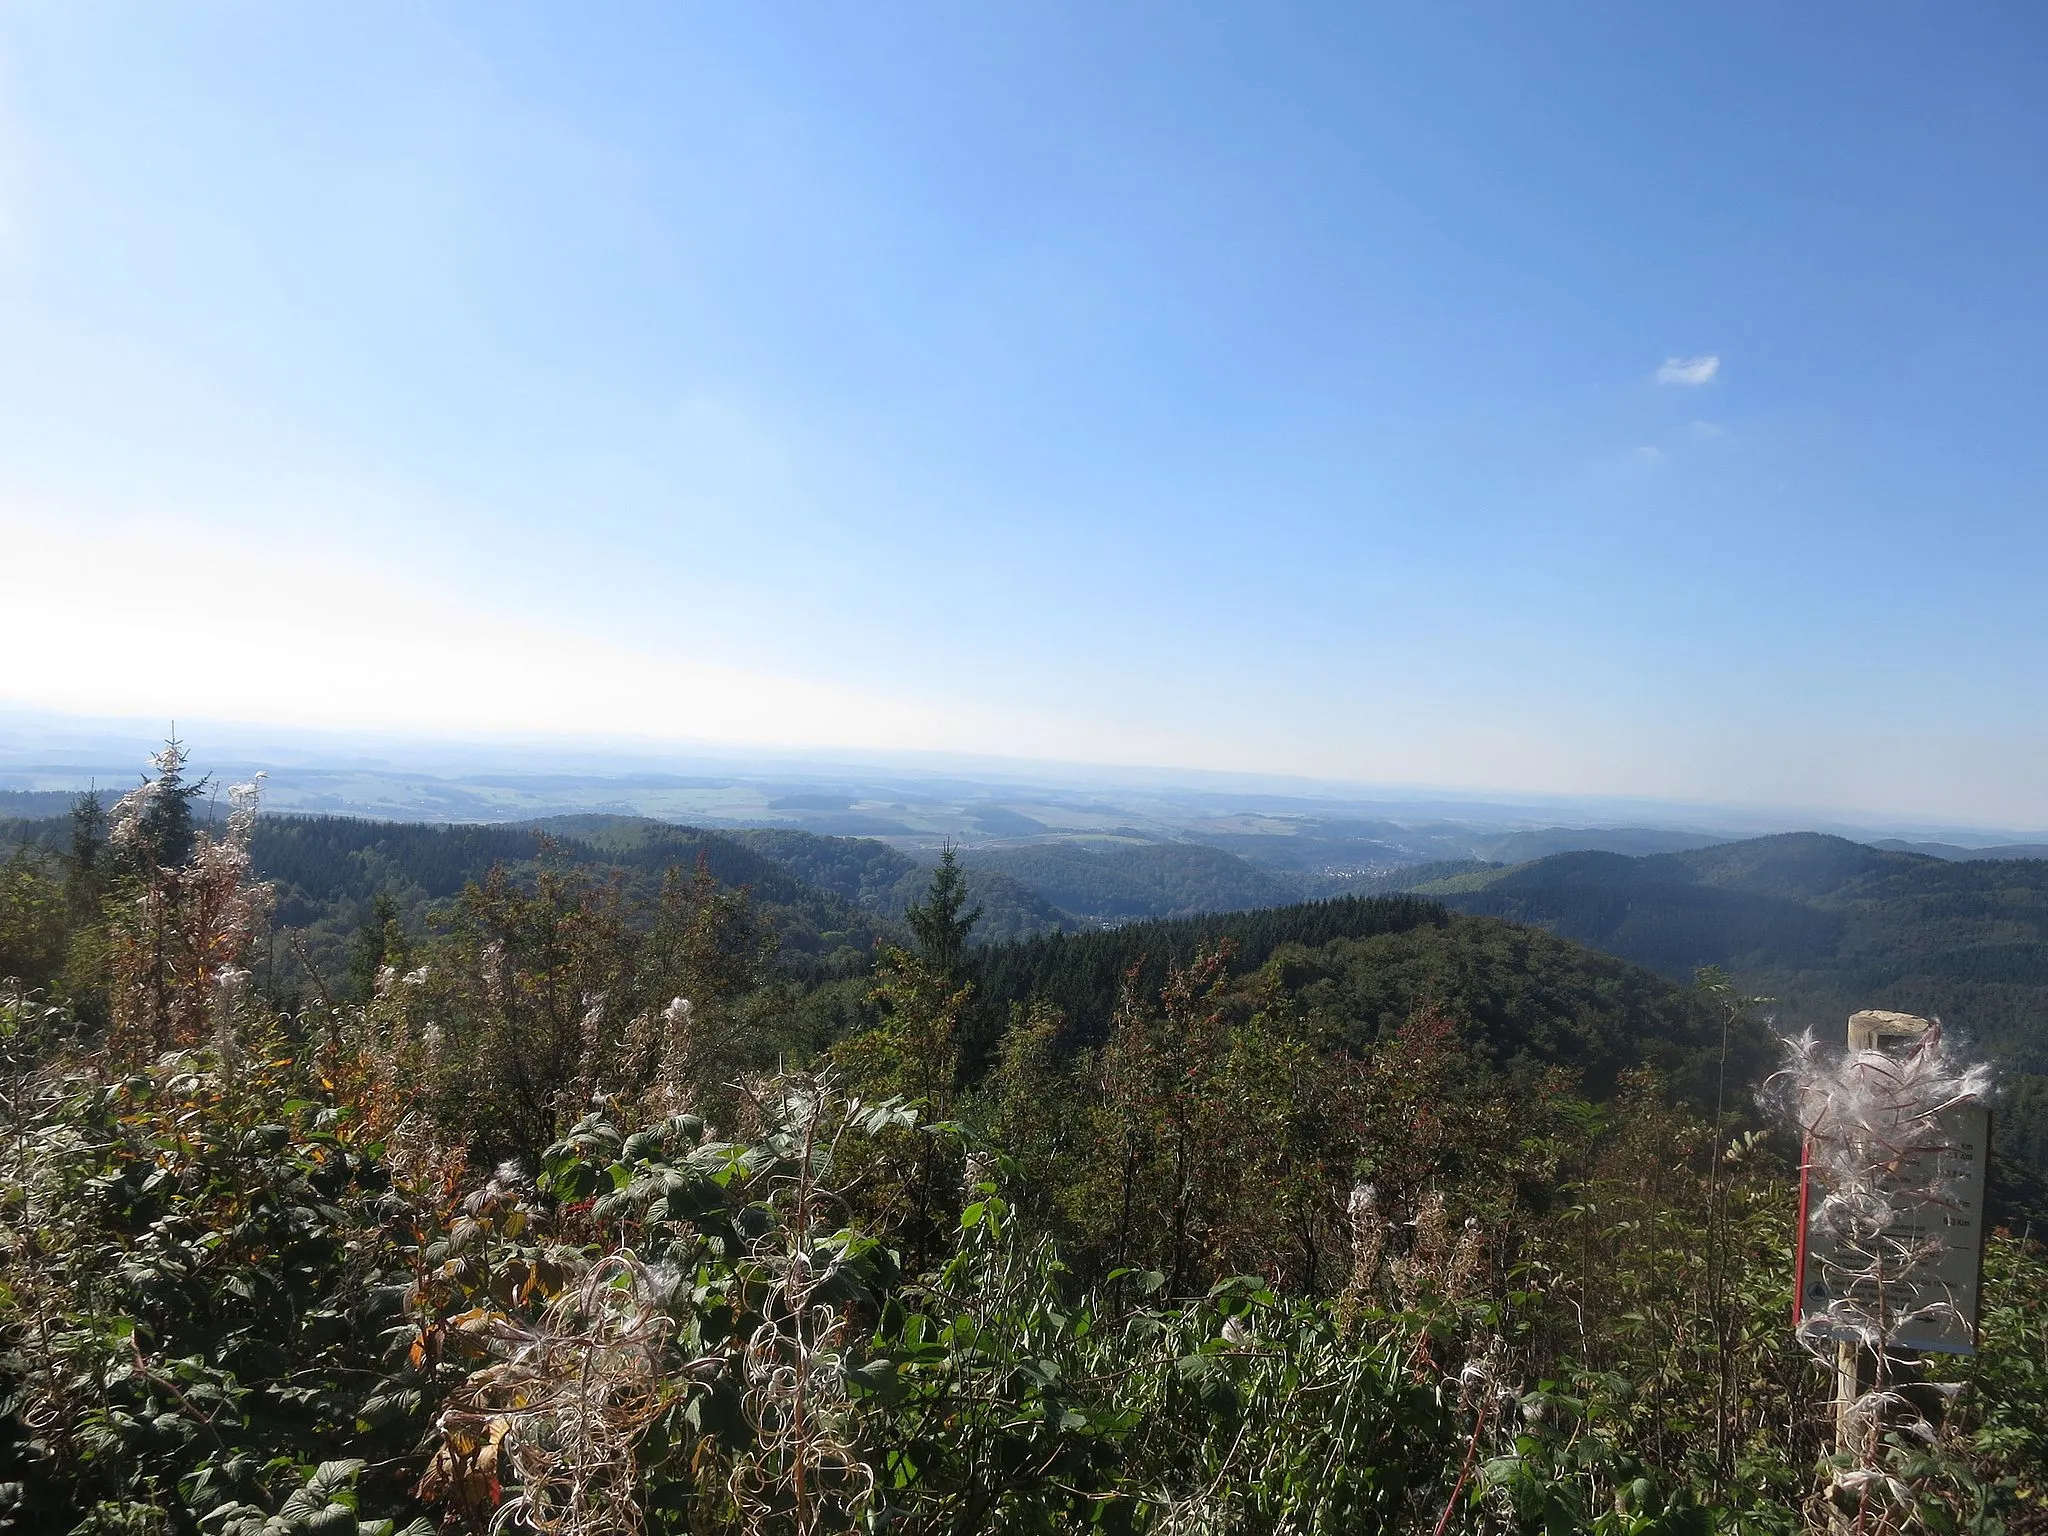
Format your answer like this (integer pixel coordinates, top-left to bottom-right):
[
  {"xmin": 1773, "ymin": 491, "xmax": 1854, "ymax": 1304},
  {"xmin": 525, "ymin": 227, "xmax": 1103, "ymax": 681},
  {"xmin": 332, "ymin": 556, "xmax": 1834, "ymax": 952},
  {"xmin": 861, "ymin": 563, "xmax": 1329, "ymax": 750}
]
[
  {"xmin": 1833, "ymin": 1340, "xmax": 1860, "ymax": 1452},
  {"xmin": 1832, "ymin": 1011, "xmax": 1934, "ymax": 1460}
]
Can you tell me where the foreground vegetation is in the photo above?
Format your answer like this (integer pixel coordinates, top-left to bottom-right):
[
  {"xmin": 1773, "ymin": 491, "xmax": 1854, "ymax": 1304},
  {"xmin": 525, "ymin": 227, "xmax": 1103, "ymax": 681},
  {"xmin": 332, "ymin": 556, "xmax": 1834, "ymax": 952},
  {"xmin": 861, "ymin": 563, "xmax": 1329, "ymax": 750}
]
[{"xmin": 1, "ymin": 749, "xmax": 2044, "ymax": 1534}]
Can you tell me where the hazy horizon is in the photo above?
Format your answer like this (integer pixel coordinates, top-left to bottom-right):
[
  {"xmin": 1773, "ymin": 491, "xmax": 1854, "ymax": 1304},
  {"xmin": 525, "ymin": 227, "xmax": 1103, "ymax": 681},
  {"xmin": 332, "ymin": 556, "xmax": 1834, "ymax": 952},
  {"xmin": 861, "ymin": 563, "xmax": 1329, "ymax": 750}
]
[
  {"xmin": 4, "ymin": 705, "xmax": 2043, "ymax": 845},
  {"xmin": 5, "ymin": 6, "xmax": 2046, "ymax": 822}
]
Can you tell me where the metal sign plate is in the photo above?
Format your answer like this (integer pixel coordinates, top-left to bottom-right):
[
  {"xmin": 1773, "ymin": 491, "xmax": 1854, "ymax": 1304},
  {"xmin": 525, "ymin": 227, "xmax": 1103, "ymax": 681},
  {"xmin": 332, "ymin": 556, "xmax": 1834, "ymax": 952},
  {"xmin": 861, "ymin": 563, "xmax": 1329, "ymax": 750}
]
[{"xmin": 1794, "ymin": 1105, "xmax": 1990, "ymax": 1355}]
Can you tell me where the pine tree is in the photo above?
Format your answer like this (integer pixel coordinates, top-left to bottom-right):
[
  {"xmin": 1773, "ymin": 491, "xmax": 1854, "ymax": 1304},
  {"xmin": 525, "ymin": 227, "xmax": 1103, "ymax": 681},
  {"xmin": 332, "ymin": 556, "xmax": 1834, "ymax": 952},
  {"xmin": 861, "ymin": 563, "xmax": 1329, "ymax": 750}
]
[
  {"xmin": 348, "ymin": 891, "xmax": 406, "ymax": 1001},
  {"xmin": 116, "ymin": 736, "xmax": 210, "ymax": 875},
  {"xmin": 58, "ymin": 789, "xmax": 113, "ymax": 1024},
  {"xmin": 63, "ymin": 789, "xmax": 108, "ymax": 921},
  {"xmin": 905, "ymin": 844, "xmax": 981, "ymax": 979}
]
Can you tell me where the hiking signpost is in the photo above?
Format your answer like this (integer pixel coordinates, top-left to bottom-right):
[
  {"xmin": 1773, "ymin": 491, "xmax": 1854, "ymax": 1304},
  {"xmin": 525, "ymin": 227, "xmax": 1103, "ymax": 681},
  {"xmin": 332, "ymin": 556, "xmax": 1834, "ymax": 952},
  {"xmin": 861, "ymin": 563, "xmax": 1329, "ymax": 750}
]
[{"xmin": 1792, "ymin": 1010, "xmax": 1992, "ymax": 1462}]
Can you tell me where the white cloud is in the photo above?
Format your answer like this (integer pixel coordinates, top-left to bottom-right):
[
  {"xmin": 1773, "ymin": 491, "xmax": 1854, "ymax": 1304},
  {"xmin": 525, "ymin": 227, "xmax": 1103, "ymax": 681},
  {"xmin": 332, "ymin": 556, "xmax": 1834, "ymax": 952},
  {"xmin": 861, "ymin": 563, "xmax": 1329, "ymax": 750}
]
[
  {"xmin": 1630, "ymin": 445, "xmax": 1665, "ymax": 465},
  {"xmin": 1686, "ymin": 419, "xmax": 1729, "ymax": 439},
  {"xmin": 1656, "ymin": 355, "xmax": 1720, "ymax": 386}
]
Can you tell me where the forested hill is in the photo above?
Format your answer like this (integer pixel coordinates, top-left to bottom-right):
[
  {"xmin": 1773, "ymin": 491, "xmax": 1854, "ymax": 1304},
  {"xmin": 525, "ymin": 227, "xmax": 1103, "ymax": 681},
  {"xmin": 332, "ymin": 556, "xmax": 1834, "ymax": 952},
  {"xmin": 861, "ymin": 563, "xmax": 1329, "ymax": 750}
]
[
  {"xmin": 1421, "ymin": 832, "xmax": 2048, "ymax": 1166},
  {"xmin": 966, "ymin": 892, "xmax": 1757, "ymax": 1102},
  {"xmin": 5, "ymin": 810, "xmax": 1096, "ymax": 995},
  {"xmin": 972, "ymin": 893, "xmax": 1451, "ymax": 1046},
  {"xmin": 722, "ymin": 826, "xmax": 1070, "ymax": 941},
  {"xmin": 252, "ymin": 814, "xmax": 897, "ymax": 981},
  {"xmin": 258, "ymin": 815, "xmax": 1074, "ymax": 950},
  {"xmin": 1422, "ymin": 833, "xmax": 2048, "ymax": 1050},
  {"xmin": 959, "ymin": 841, "xmax": 1296, "ymax": 922},
  {"xmin": 16, "ymin": 803, "xmax": 2046, "ymax": 1147}
]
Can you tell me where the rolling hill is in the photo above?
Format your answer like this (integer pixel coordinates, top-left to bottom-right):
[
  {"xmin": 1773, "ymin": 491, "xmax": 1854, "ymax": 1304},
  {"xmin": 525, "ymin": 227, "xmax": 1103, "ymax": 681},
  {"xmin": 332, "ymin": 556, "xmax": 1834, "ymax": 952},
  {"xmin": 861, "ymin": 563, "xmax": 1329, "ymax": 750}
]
[
  {"xmin": 1423, "ymin": 834, "xmax": 2048, "ymax": 1049},
  {"xmin": 4, "ymin": 811, "xmax": 1073, "ymax": 989},
  {"xmin": 1872, "ymin": 838, "xmax": 2048, "ymax": 861},
  {"xmin": 724, "ymin": 826, "xmax": 1071, "ymax": 941},
  {"xmin": 1408, "ymin": 832, "xmax": 2048, "ymax": 1170},
  {"xmin": 251, "ymin": 814, "xmax": 899, "ymax": 990},
  {"xmin": 959, "ymin": 840, "xmax": 1296, "ymax": 922}
]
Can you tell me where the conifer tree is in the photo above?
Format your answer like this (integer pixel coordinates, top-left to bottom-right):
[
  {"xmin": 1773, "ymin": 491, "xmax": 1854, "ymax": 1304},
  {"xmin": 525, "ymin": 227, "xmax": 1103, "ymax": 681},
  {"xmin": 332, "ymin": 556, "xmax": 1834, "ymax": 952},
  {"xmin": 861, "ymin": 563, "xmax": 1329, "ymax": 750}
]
[
  {"xmin": 63, "ymin": 788, "xmax": 108, "ymax": 920},
  {"xmin": 116, "ymin": 736, "xmax": 209, "ymax": 875},
  {"xmin": 348, "ymin": 891, "xmax": 407, "ymax": 1001},
  {"xmin": 59, "ymin": 789, "xmax": 112, "ymax": 1023},
  {"xmin": 905, "ymin": 844, "xmax": 981, "ymax": 979}
]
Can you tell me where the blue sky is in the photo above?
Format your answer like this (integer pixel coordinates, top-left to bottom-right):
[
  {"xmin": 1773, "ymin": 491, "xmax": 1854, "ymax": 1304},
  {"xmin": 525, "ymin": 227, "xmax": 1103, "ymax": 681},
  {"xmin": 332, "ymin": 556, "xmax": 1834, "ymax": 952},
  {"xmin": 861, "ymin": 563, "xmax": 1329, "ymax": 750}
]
[{"xmin": 2, "ymin": 3, "xmax": 2045, "ymax": 823}]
